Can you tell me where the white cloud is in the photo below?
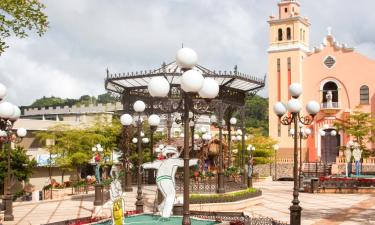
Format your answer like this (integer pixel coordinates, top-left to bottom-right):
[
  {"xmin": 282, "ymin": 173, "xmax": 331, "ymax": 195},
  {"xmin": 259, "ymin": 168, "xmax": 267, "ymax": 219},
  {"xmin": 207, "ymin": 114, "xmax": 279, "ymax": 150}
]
[{"xmin": 0, "ymin": 0, "xmax": 374, "ymax": 105}]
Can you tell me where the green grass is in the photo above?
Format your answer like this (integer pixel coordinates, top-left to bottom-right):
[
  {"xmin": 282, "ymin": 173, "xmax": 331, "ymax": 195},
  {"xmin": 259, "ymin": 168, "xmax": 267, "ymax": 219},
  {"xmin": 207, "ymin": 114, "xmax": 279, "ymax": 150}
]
[{"xmin": 189, "ymin": 188, "xmax": 260, "ymax": 204}]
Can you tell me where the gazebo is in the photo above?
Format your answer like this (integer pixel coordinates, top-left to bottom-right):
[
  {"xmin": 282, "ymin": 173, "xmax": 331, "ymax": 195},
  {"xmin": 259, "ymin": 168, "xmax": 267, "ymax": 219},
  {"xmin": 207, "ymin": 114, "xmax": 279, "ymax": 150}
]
[{"xmin": 105, "ymin": 53, "xmax": 265, "ymax": 224}]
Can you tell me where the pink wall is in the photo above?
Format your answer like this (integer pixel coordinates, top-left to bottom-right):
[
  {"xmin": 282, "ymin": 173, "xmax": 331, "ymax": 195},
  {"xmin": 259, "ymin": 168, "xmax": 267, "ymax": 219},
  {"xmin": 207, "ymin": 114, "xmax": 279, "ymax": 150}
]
[{"xmin": 302, "ymin": 35, "xmax": 375, "ymax": 161}]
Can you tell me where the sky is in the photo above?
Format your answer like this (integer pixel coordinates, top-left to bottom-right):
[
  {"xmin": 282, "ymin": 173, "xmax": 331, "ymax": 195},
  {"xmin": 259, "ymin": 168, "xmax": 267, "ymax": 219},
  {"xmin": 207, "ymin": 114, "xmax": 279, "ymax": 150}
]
[{"xmin": 1, "ymin": 0, "xmax": 375, "ymax": 106}]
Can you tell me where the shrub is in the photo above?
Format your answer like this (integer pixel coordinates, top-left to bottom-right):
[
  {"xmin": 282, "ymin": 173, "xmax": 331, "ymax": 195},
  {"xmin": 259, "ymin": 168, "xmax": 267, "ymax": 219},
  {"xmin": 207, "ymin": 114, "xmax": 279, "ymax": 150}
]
[{"xmin": 190, "ymin": 188, "xmax": 261, "ymax": 204}]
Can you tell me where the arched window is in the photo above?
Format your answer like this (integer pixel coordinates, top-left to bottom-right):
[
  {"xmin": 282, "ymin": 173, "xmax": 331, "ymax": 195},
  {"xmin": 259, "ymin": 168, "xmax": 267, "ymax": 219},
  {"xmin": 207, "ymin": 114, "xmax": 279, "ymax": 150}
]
[
  {"xmin": 278, "ymin": 29, "xmax": 283, "ymax": 41},
  {"xmin": 322, "ymin": 81, "xmax": 339, "ymax": 108},
  {"xmin": 287, "ymin": 27, "xmax": 291, "ymax": 40},
  {"xmin": 360, "ymin": 85, "xmax": 369, "ymax": 104}
]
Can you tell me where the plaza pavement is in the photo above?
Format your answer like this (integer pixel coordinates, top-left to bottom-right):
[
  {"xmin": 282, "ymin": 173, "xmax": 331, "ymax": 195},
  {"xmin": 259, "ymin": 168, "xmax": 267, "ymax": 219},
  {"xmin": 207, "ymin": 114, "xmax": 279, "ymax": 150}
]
[{"xmin": 1, "ymin": 181, "xmax": 375, "ymax": 225}]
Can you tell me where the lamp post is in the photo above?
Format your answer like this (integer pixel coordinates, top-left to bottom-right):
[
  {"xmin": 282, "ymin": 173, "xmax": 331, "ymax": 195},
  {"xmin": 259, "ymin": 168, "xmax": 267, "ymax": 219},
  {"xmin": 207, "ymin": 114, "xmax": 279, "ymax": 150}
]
[
  {"xmin": 148, "ymin": 114, "xmax": 161, "ymax": 183},
  {"xmin": 246, "ymin": 144, "xmax": 255, "ymax": 188},
  {"xmin": 92, "ymin": 144, "xmax": 104, "ymax": 206},
  {"xmin": 319, "ymin": 127, "xmax": 336, "ymax": 176},
  {"xmin": 0, "ymin": 83, "xmax": 27, "ymax": 221},
  {"xmin": 228, "ymin": 117, "xmax": 237, "ymax": 167},
  {"xmin": 132, "ymin": 100, "xmax": 146, "ymax": 213},
  {"xmin": 273, "ymin": 144, "xmax": 279, "ymax": 181},
  {"xmin": 273, "ymin": 83, "xmax": 320, "ymax": 225},
  {"xmin": 290, "ymin": 125, "xmax": 311, "ymax": 191},
  {"xmin": 120, "ymin": 114, "xmax": 133, "ymax": 192},
  {"xmin": 148, "ymin": 48, "xmax": 220, "ymax": 225}
]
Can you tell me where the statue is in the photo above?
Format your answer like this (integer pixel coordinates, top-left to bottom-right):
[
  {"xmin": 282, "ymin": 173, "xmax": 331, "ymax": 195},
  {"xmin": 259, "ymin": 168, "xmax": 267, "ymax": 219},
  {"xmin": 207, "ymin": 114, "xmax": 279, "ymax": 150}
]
[
  {"xmin": 326, "ymin": 90, "xmax": 333, "ymax": 108},
  {"xmin": 344, "ymin": 144, "xmax": 352, "ymax": 177},
  {"xmin": 142, "ymin": 146, "xmax": 198, "ymax": 218},
  {"xmin": 352, "ymin": 143, "xmax": 362, "ymax": 176},
  {"xmin": 110, "ymin": 169, "xmax": 124, "ymax": 225}
]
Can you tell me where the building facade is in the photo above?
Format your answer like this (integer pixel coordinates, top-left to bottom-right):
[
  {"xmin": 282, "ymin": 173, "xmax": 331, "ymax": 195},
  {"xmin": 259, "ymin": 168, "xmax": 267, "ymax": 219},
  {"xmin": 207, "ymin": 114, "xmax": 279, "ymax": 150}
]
[{"xmin": 268, "ymin": 0, "xmax": 375, "ymax": 163}]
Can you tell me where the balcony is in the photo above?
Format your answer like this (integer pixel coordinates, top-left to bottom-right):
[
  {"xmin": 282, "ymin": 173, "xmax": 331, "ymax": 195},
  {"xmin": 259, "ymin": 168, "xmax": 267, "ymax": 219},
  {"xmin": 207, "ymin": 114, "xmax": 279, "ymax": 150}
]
[{"xmin": 321, "ymin": 102, "xmax": 341, "ymax": 114}]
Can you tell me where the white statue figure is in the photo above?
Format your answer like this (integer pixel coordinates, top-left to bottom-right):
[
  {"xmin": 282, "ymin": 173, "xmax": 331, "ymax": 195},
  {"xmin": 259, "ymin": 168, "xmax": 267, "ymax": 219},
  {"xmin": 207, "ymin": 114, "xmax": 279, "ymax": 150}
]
[
  {"xmin": 142, "ymin": 146, "xmax": 198, "ymax": 218},
  {"xmin": 109, "ymin": 170, "xmax": 125, "ymax": 225},
  {"xmin": 326, "ymin": 90, "xmax": 333, "ymax": 108},
  {"xmin": 352, "ymin": 144, "xmax": 362, "ymax": 176}
]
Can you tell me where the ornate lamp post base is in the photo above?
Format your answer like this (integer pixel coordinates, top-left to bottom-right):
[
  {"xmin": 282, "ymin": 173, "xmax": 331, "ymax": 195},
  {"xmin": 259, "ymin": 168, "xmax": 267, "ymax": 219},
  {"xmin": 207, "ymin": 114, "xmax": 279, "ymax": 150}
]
[
  {"xmin": 94, "ymin": 184, "xmax": 104, "ymax": 206},
  {"xmin": 135, "ymin": 199, "xmax": 144, "ymax": 213},
  {"xmin": 3, "ymin": 194, "xmax": 14, "ymax": 221},
  {"xmin": 290, "ymin": 204, "xmax": 302, "ymax": 225},
  {"xmin": 247, "ymin": 176, "xmax": 253, "ymax": 188},
  {"xmin": 217, "ymin": 172, "xmax": 225, "ymax": 193}
]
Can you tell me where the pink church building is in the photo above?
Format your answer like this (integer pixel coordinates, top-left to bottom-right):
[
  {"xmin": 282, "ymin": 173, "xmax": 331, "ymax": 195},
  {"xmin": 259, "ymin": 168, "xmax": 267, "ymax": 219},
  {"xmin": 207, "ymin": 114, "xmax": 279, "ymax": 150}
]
[{"xmin": 268, "ymin": 0, "xmax": 375, "ymax": 164}]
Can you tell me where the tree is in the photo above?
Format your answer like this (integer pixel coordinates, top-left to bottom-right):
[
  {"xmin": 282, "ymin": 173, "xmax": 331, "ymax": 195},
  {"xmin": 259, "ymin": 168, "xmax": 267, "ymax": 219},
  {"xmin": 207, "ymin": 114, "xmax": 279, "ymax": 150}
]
[
  {"xmin": 244, "ymin": 128, "xmax": 277, "ymax": 165},
  {"xmin": 244, "ymin": 95, "xmax": 269, "ymax": 135},
  {"xmin": 0, "ymin": 144, "xmax": 37, "ymax": 185},
  {"xmin": 0, "ymin": 0, "xmax": 49, "ymax": 55},
  {"xmin": 334, "ymin": 110, "xmax": 375, "ymax": 156}
]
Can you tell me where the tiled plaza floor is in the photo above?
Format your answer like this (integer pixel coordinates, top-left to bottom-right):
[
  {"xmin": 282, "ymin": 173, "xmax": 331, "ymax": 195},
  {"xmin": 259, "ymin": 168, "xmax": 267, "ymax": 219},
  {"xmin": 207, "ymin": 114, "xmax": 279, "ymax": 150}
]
[{"xmin": 1, "ymin": 182, "xmax": 375, "ymax": 225}]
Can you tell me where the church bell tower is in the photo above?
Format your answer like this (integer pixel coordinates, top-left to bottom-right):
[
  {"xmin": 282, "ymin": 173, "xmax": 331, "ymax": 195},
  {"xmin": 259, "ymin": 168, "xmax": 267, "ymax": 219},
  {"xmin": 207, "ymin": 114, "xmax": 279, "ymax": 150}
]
[{"xmin": 268, "ymin": 0, "xmax": 311, "ymax": 152}]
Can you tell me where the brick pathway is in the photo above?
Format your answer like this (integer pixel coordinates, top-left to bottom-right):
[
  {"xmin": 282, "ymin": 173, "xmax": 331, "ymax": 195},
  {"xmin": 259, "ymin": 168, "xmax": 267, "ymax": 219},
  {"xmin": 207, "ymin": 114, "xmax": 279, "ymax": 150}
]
[{"xmin": 1, "ymin": 182, "xmax": 375, "ymax": 225}]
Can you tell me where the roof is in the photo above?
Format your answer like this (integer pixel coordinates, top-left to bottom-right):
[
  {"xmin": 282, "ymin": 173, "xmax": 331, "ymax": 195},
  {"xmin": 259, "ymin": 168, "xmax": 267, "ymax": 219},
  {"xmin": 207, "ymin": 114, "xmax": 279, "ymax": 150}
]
[
  {"xmin": 13, "ymin": 119, "xmax": 82, "ymax": 131},
  {"xmin": 105, "ymin": 61, "xmax": 265, "ymax": 94}
]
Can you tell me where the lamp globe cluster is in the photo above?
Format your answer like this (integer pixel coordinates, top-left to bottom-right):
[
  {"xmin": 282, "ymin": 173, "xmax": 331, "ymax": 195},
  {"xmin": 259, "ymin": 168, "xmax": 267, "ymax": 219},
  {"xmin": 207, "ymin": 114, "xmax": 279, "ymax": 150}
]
[
  {"xmin": 0, "ymin": 82, "xmax": 27, "ymax": 138},
  {"xmin": 273, "ymin": 83, "xmax": 320, "ymax": 117},
  {"xmin": 148, "ymin": 47, "xmax": 220, "ymax": 100}
]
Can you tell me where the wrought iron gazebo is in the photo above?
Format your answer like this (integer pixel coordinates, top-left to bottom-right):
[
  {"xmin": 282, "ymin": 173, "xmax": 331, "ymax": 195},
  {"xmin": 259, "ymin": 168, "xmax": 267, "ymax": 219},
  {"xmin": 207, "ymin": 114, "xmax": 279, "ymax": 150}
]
[{"xmin": 105, "ymin": 58, "xmax": 265, "ymax": 225}]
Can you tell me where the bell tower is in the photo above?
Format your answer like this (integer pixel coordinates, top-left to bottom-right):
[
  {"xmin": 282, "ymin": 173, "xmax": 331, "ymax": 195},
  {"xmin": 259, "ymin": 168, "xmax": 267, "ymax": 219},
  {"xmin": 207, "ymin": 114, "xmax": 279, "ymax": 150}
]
[{"xmin": 268, "ymin": 0, "xmax": 310, "ymax": 152}]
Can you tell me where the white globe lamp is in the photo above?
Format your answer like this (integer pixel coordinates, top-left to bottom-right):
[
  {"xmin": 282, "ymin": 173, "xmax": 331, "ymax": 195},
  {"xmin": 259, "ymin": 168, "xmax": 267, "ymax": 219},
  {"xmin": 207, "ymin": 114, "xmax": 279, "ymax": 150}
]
[
  {"xmin": 210, "ymin": 115, "xmax": 217, "ymax": 123},
  {"xmin": 148, "ymin": 114, "xmax": 161, "ymax": 127},
  {"xmin": 289, "ymin": 83, "xmax": 303, "ymax": 98},
  {"xmin": 0, "ymin": 102, "xmax": 15, "ymax": 118},
  {"xmin": 273, "ymin": 102, "xmax": 287, "ymax": 117},
  {"xmin": 273, "ymin": 144, "xmax": 280, "ymax": 150},
  {"xmin": 0, "ymin": 83, "xmax": 7, "ymax": 100},
  {"xmin": 181, "ymin": 70, "xmax": 204, "ymax": 93},
  {"xmin": 132, "ymin": 138, "xmax": 138, "ymax": 143},
  {"xmin": 331, "ymin": 130, "xmax": 337, "ymax": 136},
  {"xmin": 289, "ymin": 128, "xmax": 295, "ymax": 136},
  {"xmin": 0, "ymin": 130, "xmax": 7, "ymax": 137},
  {"xmin": 304, "ymin": 128, "xmax": 312, "ymax": 136},
  {"xmin": 198, "ymin": 78, "xmax": 219, "ymax": 99},
  {"xmin": 287, "ymin": 99, "xmax": 302, "ymax": 113},
  {"xmin": 306, "ymin": 101, "xmax": 320, "ymax": 116},
  {"xmin": 148, "ymin": 77, "xmax": 170, "ymax": 97},
  {"xmin": 133, "ymin": 100, "xmax": 146, "ymax": 112},
  {"xmin": 9, "ymin": 105, "xmax": 21, "ymax": 121},
  {"xmin": 230, "ymin": 117, "xmax": 237, "ymax": 125},
  {"xmin": 16, "ymin": 128, "xmax": 27, "ymax": 137},
  {"xmin": 319, "ymin": 130, "xmax": 326, "ymax": 136},
  {"xmin": 176, "ymin": 48, "xmax": 198, "ymax": 69},
  {"xmin": 120, "ymin": 114, "xmax": 133, "ymax": 126}
]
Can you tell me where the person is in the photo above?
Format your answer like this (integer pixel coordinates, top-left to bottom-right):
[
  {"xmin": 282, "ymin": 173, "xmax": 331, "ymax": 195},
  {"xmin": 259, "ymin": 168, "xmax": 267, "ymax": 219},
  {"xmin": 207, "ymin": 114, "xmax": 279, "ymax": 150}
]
[
  {"xmin": 352, "ymin": 144, "xmax": 362, "ymax": 176},
  {"xmin": 142, "ymin": 146, "xmax": 198, "ymax": 218},
  {"xmin": 344, "ymin": 143, "xmax": 352, "ymax": 177}
]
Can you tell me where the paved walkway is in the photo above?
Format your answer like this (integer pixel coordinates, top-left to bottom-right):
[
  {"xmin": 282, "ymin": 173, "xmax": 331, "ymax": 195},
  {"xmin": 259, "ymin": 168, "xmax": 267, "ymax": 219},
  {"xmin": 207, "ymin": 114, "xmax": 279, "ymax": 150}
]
[{"xmin": 1, "ymin": 182, "xmax": 375, "ymax": 225}]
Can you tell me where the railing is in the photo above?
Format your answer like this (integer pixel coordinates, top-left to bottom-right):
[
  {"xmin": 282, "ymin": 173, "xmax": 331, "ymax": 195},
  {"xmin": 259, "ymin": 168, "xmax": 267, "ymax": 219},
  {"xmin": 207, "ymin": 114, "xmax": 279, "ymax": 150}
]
[
  {"xmin": 321, "ymin": 102, "xmax": 340, "ymax": 109},
  {"xmin": 336, "ymin": 156, "xmax": 375, "ymax": 164},
  {"xmin": 175, "ymin": 172, "xmax": 245, "ymax": 193}
]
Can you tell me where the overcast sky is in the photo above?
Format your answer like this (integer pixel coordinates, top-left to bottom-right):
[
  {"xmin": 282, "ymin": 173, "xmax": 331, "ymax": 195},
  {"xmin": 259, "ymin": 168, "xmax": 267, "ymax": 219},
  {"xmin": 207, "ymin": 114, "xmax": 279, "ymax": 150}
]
[{"xmin": 1, "ymin": 0, "xmax": 375, "ymax": 106}]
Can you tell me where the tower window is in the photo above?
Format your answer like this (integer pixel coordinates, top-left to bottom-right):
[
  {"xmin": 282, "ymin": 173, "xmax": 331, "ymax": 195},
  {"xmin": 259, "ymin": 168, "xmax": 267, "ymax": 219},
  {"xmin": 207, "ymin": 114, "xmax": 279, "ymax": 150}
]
[
  {"xmin": 278, "ymin": 29, "xmax": 283, "ymax": 41},
  {"xmin": 285, "ymin": 8, "xmax": 288, "ymax": 13},
  {"xmin": 287, "ymin": 27, "xmax": 291, "ymax": 40},
  {"xmin": 277, "ymin": 58, "xmax": 281, "ymax": 72},
  {"xmin": 360, "ymin": 85, "xmax": 369, "ymax": 104}
]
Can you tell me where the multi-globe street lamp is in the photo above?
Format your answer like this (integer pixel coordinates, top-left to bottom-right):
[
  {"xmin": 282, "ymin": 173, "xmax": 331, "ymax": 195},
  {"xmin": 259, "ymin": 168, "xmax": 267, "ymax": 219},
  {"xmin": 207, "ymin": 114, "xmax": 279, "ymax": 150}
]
[
  {"xmin": 147, "ymin": 48, "xmax": 219, "ymax": 225},
  {"xmin": 0, "ymin": 82, "xmax": 27, "ymax": 221},
  {"xmin": 290, "ymin": 125, "xmax": 311, "ymax": 191},
  {"xmin": 120, "ymin": 114, "xmax": 133, "ymax": 192},
  {"xmin": 227, "ymin": 117, "xmax": 237, "ymax": 167},
  {"xmin": 273, "ymin": 83, "xmax": 320, "ymax": 225},
  {"xmin": 246, "ymin": 144, "xmax": 255, "ymax": 188}
]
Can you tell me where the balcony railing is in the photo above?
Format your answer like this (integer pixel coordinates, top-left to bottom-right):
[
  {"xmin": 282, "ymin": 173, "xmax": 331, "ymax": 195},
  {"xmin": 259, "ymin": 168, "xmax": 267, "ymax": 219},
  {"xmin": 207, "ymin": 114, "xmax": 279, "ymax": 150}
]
[{"xmin": 321, "ymin": 102, "xmax": 340, "ymax": 109}]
